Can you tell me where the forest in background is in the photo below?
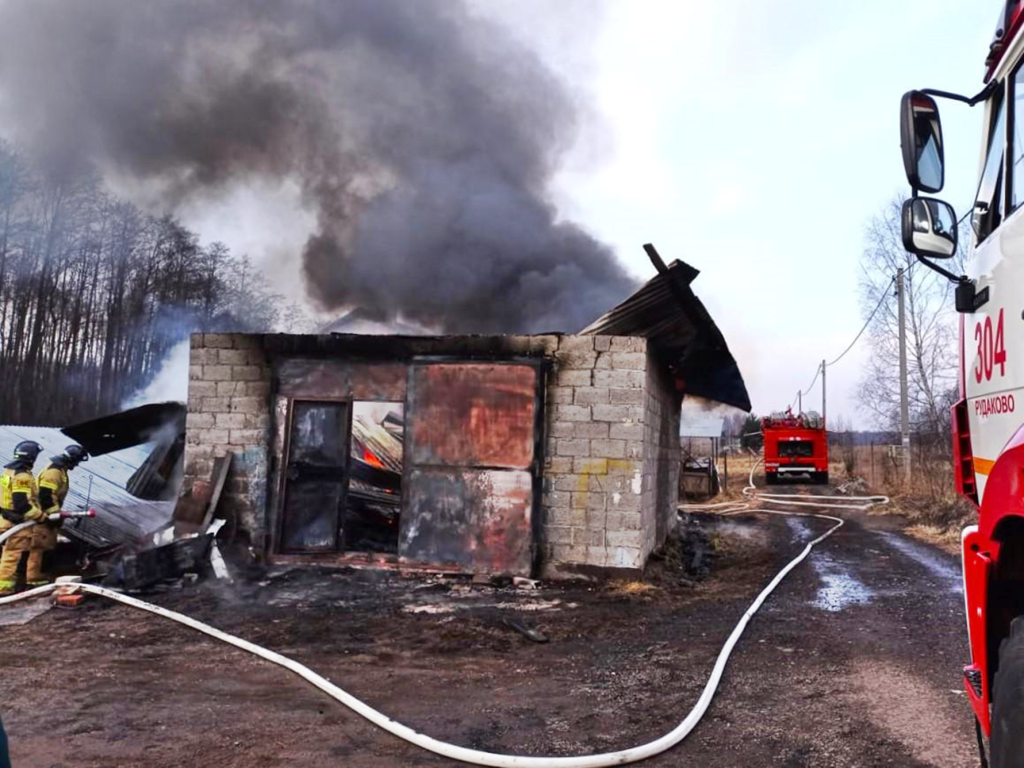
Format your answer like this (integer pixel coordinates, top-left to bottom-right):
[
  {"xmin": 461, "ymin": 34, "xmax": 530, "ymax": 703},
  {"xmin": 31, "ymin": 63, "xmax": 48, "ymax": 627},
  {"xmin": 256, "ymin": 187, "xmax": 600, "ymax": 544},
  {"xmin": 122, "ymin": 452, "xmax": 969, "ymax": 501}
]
[{"xmin": 0, "ymin": 140, "xmax": 310, "ymax": 426}]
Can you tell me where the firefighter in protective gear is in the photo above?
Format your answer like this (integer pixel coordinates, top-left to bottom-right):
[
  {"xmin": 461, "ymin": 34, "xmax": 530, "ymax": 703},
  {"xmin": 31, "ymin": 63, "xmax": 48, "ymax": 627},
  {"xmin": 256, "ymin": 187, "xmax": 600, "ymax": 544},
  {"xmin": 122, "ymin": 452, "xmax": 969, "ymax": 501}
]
[
  {"xmin": 0, "ymin": 441, "xmax": 44, "ymax": 593},
  {"xmin": 33, "ymin": 444, "xmax": 88, "ymax": 586}
]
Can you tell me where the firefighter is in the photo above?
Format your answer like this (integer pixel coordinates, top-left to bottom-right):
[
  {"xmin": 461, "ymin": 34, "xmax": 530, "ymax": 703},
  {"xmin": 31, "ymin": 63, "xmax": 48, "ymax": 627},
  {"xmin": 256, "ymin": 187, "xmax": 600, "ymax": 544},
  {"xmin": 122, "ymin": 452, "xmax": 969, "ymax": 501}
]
[
  {"xmin": 33, "ymin": 444, "xmax": 88, "ymax": 585},
  {"xmin": 0, "ymin": 440, "xmax": 43, "ymax": 594}
]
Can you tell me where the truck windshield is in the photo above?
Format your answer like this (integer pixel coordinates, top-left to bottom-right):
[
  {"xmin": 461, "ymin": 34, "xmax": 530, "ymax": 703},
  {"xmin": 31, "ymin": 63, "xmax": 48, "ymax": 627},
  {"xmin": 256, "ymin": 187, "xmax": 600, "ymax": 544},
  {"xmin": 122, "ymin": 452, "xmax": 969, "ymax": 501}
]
[
  {"xmin": 778, "ymin": 441, "xmax": 814, "ymax": 458},
  {"xmin": 975, "ymin": 87, "xmax": 1006, "ymax": 242}
]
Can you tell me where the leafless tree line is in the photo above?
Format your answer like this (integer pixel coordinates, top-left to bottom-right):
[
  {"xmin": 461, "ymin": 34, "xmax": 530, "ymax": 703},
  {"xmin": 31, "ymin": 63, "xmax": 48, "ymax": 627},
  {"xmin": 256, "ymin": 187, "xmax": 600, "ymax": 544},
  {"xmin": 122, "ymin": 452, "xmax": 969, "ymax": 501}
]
[{"xmin": 0, "ymin": 140, "xmax": 309, "ymax": 426}]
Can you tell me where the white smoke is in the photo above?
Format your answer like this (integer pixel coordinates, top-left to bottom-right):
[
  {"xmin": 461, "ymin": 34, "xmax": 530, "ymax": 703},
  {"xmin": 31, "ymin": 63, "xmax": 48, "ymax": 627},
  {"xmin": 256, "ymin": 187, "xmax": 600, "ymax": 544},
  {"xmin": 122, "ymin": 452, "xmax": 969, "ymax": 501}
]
[{"xmin": 124, "ymin": 341, "xmax": 191, "ymax": 409}]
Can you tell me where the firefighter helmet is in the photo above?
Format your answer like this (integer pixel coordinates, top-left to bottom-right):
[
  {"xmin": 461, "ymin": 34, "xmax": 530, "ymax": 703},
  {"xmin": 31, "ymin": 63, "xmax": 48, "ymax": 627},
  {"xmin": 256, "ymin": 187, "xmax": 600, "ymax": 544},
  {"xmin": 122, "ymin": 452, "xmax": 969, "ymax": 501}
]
[
  {"xmin": 63, "ymin": 445, "xmax": 88, "ymax": 466},
  {"xmin": 13, "ymin": 440, "xmax": 42, "ymax": 461}
]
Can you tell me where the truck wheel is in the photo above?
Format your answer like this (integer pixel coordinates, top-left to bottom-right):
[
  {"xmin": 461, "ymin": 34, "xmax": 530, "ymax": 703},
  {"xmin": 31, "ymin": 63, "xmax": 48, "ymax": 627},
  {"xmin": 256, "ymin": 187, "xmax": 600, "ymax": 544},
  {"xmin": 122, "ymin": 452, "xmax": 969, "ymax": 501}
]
[
  {"xmin": 992, "ymin": 616, "xmax": 1024, "ymax": 767},
  {"xmin": 818, "ymin": 472, "xmax": 829, "ymax": 485},
  {"xmin": 765, "ymin": 474, "xmax": 777, "ymax": 486}
]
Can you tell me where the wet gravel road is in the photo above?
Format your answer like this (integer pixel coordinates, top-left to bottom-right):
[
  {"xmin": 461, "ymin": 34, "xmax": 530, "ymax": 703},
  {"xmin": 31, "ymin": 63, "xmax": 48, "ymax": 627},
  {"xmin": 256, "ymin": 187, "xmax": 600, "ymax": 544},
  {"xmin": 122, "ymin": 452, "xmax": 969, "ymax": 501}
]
[
  {"xmin": 1, "ymin": 508, "xmax": 980, "ymax": 767},
  {"xmin": 680, "ymin": 509, "xmax": 979, "ymax": 767}
]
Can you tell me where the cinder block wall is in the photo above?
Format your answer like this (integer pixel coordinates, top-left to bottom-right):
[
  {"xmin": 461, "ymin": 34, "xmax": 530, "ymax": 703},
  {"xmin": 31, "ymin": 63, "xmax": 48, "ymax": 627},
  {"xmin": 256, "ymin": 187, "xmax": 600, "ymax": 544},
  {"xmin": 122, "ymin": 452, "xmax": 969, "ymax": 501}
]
[
  {"xmin": 183, "ymin": 333, "xmax": 273, "ymax": 549},
  {"xmin": 641, "ymin": 356, "xmax": 682, "ymax": 558},
  {"xmin": 541, "ymin": 335, "xmax": 679, "ymax": 575}
]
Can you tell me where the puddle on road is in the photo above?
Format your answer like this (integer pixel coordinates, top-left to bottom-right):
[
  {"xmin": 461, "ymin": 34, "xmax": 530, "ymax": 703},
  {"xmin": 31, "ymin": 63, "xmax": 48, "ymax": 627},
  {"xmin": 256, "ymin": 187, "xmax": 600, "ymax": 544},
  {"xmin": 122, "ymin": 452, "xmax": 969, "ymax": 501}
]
[
  {"xmin": 876, "ymin": 531, "xmax": 963, "ymax": 594},
  {"xmin": 785, "ymin": 517, "xmax": 814, "ymax": 542},
  {"xmin": 810, "ymin": 553, "xmax": 875, "ymax": 612},
  {"xmin": 785, "ymin": 518, "xmax": 874, "ymax": 612}
]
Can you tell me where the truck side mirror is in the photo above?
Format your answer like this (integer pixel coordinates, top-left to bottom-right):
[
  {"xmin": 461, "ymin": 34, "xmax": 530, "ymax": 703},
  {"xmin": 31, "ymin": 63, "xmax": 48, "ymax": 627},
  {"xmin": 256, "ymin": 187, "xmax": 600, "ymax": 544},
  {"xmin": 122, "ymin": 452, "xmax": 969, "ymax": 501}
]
[
  {"xmin": 901, "ymin": 197, "xmax": 958, "ymax": 259},
  {"xmin": 901, "ymin": 91, "xmax": 945, "ymax": 193}
]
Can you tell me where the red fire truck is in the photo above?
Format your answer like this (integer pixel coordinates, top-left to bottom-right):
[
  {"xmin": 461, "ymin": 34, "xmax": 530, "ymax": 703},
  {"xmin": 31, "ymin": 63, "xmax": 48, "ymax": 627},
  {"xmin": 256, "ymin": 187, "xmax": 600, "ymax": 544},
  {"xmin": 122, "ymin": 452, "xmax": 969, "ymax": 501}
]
[
  {"xmin": 761, "ymin": 409, "xmax": 828, "ymax": 485},
  {"xmin": 898, "ymin": 2, "xmax": 1024, "ymax": 763}
]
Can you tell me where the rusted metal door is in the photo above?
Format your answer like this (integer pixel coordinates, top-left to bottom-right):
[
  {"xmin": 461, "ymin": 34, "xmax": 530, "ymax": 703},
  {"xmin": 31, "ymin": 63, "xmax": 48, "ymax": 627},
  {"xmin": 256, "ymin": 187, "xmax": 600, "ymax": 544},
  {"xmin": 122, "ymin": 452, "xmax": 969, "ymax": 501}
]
[
  {"xmin": 279, "ymin": 400, "xmax": 351, "ymax": 553},
  {"xmin": 401, "ymin": 363, "xmax": 540, "ymax": 575}
]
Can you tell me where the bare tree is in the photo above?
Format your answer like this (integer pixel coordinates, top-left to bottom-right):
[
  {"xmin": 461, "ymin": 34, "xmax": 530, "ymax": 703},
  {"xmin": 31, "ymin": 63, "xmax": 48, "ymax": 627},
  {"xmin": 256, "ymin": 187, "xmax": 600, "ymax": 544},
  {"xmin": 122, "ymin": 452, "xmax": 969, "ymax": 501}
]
[
  {"xmin": 858, "ymin": 196, "xmax": 965, "ymax": 450},
  {"xmin": 0, "ymin": 142, "xmax": 306, "ymax": 425}
]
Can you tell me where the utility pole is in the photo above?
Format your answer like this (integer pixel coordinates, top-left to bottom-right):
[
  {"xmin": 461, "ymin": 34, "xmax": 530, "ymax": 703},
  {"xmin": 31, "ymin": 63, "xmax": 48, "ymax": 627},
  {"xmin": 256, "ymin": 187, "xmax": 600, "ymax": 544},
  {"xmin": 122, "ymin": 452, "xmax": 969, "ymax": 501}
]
[
  {"xmin": 798, "ymin": 390, "xmax": 802, "ymax": 415},
  {"xmin": 821, "ymin": 359, "xmax": 827, "ymax": 427},
  {"xmin": 897, "ymin": 268, "xmax": 911, "ymax": 483}
]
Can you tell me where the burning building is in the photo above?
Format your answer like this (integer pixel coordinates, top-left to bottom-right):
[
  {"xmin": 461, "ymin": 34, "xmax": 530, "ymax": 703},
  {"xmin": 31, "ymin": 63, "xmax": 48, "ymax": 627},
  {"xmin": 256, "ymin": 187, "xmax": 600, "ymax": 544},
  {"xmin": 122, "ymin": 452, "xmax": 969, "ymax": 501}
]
[{"xmin": 181, "ymin": 257, "xmax": 749, "ymax": 577}]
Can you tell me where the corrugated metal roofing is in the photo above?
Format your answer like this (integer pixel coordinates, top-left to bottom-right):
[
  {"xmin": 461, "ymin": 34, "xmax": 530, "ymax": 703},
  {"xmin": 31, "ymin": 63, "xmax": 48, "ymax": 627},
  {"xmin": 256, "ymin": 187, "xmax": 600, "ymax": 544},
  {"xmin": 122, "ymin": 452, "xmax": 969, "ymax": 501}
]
[
  {"xmin": 580, "ymin": 258, "xmax": 751, "ymax": 412},
  {"xmin": 0, "ymin": 425, "xmax": 174, "ymax": 547}
]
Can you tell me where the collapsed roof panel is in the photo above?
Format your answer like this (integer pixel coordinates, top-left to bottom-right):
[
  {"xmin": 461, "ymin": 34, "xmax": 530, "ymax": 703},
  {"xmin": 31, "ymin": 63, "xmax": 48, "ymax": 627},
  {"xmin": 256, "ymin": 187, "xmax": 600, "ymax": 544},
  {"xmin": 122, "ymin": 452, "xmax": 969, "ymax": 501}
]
[
  {"xmin": 62, "ymin": 402, "xmax": 186, "ymax": 457},
  {"xmin": 580, "ymin": 255, "xmax": 751, "ymax": 412}
]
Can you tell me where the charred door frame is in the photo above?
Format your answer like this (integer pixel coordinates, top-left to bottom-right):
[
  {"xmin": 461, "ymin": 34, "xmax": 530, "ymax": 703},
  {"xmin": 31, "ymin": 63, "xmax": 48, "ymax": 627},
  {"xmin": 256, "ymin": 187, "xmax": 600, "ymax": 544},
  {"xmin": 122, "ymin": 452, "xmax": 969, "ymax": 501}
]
[
  {"xmin": 274, "ymin": 396, "xmax": 354, "ymax": 555},
  {"xmin": 400, "ymin": 357, "xmax": 547, "ymax": 576}
]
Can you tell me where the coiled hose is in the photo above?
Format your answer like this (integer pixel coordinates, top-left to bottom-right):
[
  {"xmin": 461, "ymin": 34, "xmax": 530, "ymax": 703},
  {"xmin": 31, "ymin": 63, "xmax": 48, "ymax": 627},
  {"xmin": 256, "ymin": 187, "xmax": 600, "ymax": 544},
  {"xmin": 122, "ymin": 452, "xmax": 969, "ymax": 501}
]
[{"xmin": 0, "ymin": 478, "xmax": 884, "ymax": 767}]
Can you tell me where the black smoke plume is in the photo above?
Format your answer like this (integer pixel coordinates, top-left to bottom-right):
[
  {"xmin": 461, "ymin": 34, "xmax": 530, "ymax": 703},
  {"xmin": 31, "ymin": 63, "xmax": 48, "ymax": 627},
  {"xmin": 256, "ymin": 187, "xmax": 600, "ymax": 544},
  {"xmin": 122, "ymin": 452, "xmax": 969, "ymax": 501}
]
[{"xmin": 0, "ymin": 0, "xmax": 634, "ymax": 332}]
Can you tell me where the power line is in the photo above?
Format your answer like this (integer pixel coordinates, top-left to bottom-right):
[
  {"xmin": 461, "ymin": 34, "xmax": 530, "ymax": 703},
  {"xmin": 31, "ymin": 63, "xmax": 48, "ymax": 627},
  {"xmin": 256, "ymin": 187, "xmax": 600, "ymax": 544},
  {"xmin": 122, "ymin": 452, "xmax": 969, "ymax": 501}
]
[
  {"xmin": 826, "ymin": 275, "xmax": 895, "ymax": 368},
  {"xmin": 788, "ymin": 273, "xmax": 896, "ymax": 411}
]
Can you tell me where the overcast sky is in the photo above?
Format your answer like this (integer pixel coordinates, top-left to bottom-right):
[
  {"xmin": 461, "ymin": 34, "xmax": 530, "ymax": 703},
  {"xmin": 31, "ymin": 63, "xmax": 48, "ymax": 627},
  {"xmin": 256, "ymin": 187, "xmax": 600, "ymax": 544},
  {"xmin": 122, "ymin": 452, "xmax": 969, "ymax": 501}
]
[{"xmin": 186, "ymin": 1, "xmax": 997, "ymax": 428}]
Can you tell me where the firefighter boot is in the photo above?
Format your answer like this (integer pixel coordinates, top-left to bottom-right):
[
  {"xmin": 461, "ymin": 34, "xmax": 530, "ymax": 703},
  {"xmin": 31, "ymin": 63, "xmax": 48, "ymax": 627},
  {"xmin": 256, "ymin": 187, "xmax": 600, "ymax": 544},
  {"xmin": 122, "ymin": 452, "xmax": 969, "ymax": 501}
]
[{"xmin": 0, "ymin": 549, "xmax": 23, "ymax": 594}]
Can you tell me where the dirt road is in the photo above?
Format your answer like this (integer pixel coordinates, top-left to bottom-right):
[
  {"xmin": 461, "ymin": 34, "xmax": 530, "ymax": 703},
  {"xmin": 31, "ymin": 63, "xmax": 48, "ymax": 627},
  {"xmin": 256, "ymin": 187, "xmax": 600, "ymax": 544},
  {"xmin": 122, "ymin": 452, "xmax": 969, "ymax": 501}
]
[{"xmin": 1, "ymin": 508, "xmax": 979, "ymax": 767}]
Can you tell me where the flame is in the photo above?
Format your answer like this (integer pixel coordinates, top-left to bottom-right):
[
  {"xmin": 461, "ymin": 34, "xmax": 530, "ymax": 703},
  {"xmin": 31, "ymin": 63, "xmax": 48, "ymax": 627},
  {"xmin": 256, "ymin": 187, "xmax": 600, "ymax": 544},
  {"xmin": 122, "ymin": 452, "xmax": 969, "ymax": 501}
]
[{"xmin": 363, "ymin": 448, "xmax": 385, "ymax": 469}]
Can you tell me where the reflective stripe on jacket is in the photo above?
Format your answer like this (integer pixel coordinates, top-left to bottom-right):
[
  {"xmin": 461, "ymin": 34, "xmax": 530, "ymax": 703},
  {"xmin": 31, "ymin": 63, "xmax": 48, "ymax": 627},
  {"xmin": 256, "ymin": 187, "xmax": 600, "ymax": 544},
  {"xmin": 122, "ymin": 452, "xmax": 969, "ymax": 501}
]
[
  {"xmin": 0, "ymin": 467, "xmax": 40, "ymax": 522},
  {"xmin": 37, "ymin": 465, "xmax": 69, "ymax": 514}
]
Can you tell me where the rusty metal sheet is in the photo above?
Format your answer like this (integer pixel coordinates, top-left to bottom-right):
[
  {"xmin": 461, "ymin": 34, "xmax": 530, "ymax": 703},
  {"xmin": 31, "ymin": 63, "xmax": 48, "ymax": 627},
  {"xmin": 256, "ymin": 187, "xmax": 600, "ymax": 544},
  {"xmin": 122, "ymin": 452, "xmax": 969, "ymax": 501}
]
[
  {"xmin": 399, "ymin": 469, "xmax": 532, "ymax": 575},
  {"xmin": 275, "ymin": 360, "xmax": 407, "ymax": 401},
  {"xmin": 408, "ymin": 364, "xmax": 536, "ymax": 469}
]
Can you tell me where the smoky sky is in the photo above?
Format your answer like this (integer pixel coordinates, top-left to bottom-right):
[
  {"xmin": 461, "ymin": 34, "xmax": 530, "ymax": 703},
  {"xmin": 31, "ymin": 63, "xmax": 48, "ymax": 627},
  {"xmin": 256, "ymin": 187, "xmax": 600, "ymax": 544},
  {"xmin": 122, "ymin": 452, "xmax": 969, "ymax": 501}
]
[{"xmin": 0, "ymin": 0, "xmax": 635, "ymax": 333}]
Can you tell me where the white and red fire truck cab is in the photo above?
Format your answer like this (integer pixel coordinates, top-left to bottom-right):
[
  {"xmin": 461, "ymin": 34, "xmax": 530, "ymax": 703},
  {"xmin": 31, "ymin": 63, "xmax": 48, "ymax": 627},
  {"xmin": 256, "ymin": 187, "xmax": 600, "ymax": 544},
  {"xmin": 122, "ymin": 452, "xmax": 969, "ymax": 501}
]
[{"xmin": 899, "ymin": 2, "xmax": 1024, "ymax": 761}]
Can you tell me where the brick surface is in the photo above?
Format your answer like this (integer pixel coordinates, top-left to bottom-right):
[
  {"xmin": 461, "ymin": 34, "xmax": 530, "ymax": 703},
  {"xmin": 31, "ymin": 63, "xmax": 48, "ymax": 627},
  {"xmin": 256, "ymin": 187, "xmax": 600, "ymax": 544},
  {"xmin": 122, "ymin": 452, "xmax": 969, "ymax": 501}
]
[
  {"xmin": 594, "ymin": 370, "xmax": 646, "ymax": 389},
  {"xmin": 610, "ymin": 423, "xmax": 644, "ymax": 441},
  {"xmin": 609, "ymin": 352, "xmax": 647, "ymax": 370},
  {"xmin": 608, "ymin": 388, "xmax": 644, "ymax": 405},
  {"xmin": 201, "ymin": 397, "xmax": 231, "ymax": 413},
  {"xmin": 218, "ymin": 349, "xmax": 248, "ymax": 365},
  {"xmin": 574, "ymin": 387, "xmax": 609, "ymax": 405},
  {"xmin": 609, "ymin": 337, "xmax": 646, "ymax": 353},
  {"xmin": 557, "ymin": 439, "xmax": 590, "ymax": 457},
  {"xmin": 215, "ymin": 413, "xmax": 247, "ymax": 430},
  {"xmin": 186, "ymin": 413, "xmax": 215, "ymax": 430},
  {"xmin": 203, "ymin": 334, "xmax": 235, "ymax": 349},
  {"xmin": 549, "ymin": 421, "xmax": 575, "ymax": 439},
  {"xmin": 232, "ymin": 365, "xmax": 264, "ymax": 381},
  {"xmin": 546, "ymin": 457, "xmax": 573, "ymax": 473},
  {"xmin": 556, "ymin": 369, "xmax": 592, "ymax": 387},
  {"xmin": 591, "ymin": 404, "xmax": 631, "ymax": 422},
  {"xmin": 553, "ymin": 404, "xmax": 591, "ymax": 423},
  {"xmin": 572, "ymin": 458, "xmax": 608, "ymax": 475},
  {"xmin": 548, "ymin": 387, "xmax": 574, "ymax": 405},
  {"xmin": 573, "ymin": 422, "xmax": 609, "ymax": 439},
  {"xmin": 590, "ymin": 439, "xmax": 626, "ymax": 458}
]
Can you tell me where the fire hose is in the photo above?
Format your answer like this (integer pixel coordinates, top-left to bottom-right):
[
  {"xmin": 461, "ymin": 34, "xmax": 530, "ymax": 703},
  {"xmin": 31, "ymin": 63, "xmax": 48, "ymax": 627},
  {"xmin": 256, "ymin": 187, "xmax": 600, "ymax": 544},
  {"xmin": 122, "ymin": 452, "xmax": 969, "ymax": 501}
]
[
  {"xmin": 0, "ymin": 477, "xmax": 885, "ymax": 767},
  {"xmin": 0, "ymin": 510, "xmax": 96, "ymax": 547}
]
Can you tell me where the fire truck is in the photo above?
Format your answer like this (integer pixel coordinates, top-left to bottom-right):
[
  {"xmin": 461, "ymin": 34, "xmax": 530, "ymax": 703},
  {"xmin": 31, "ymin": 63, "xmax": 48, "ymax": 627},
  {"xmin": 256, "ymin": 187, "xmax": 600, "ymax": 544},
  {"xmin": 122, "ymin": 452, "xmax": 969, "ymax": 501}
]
[
  {"xmin": 761, "ymin": 409, "xmax": 828, "ymax": 485},
  {"xmin": 898, "ymin": 2, "xmax": 1024, "ymax": 763}
]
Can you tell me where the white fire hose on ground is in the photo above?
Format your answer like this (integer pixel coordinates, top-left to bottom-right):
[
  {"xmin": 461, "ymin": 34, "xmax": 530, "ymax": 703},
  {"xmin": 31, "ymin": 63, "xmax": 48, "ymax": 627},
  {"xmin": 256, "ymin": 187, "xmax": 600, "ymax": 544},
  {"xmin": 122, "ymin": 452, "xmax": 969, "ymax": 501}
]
[{"xmin": 0, "ymin": 476, "xmax": 886, "ymax": 767}]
